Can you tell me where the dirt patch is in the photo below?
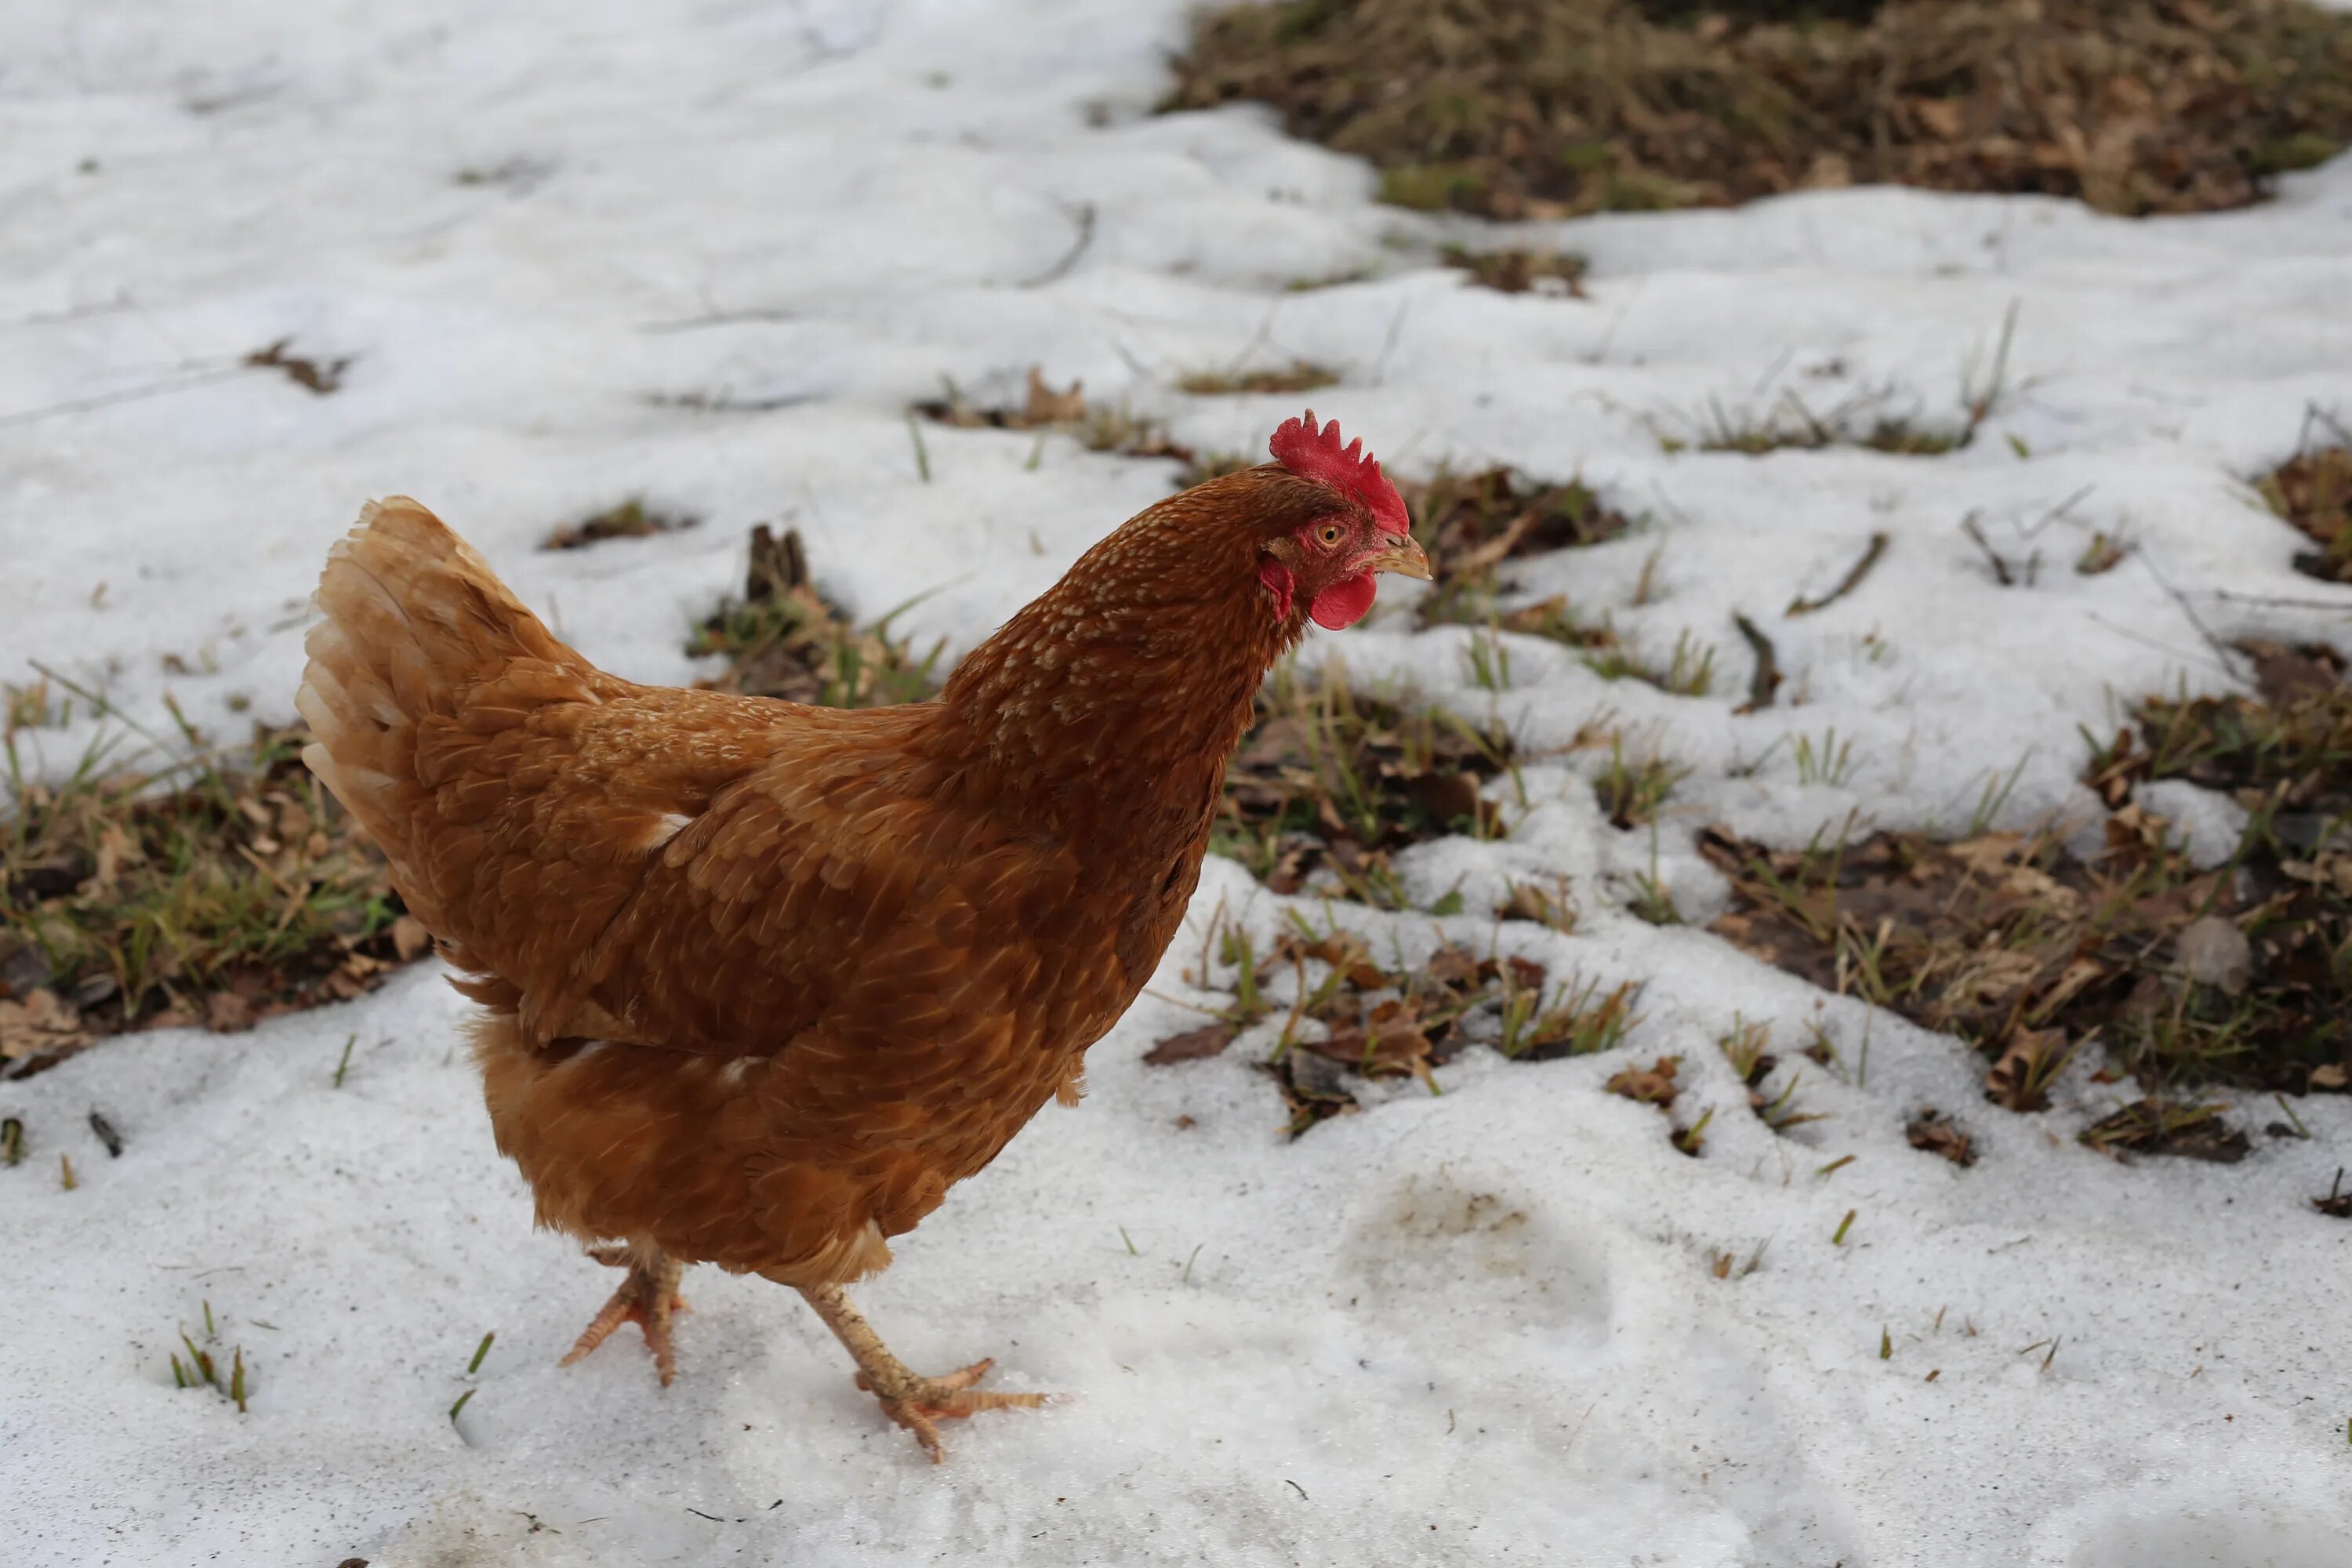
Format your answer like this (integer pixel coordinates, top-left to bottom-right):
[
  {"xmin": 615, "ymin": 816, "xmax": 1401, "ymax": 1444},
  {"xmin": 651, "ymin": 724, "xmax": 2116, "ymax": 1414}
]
[
  {"xmin": 1444, "ymin": 247, "xmax": 1588, "ymax": 297},
  {"xmin": 1156, "ymin": 920, "xmax": 1639, "ymax": 1135},
  {"xmin": 913, "ymin": 367, "xmax": 1207, "ymax": 469},
  {"xmin": 1700, "ymin": 641, "xmax": 2350, "ymax": 1120},
  {"xmin": 1217, "ymin": 662, "xmax": 1515, "ymax": 909},
  {"xmin": 1175, "ymin": 363, "xmax": 1341, "ymax": 397},
  {"xmin": 1905, "ymin": 1107, "xmax": 1977, "ymax": 1166},
  {"xmin": 1409, "ymin": 468, "xmax": 1635, "ymax": 633},
  {"xmin": 2078, "ymin": 1096, "xmax": 2250, "ymax": 1163},
  {"xmin": 543, "ymin": 499, "xmax": 699, "ymax": 551},
  {"xmin": 689, "ymin": 525, "xmax": 946, "ymax": 708},
  {"xmin": 1164, "ymin": 0, "xmax": 2352, "ymax": 220},
  {"xmin": 2256, "ymin": 412, "xmax": 2352, "ymax": 584},
  {"xmin": 1, "ymin": 727, "xmax": 420, "ymax": 1077}
]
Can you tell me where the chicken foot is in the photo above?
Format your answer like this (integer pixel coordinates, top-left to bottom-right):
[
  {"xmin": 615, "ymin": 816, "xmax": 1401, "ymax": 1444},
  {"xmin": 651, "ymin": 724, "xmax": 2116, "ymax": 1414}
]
[
  {"xmin": 559, "ymin": 1243, "xmax": 691, "ymax": 1386},
  {"xmin": 797, "ymin": 1283, "xmax": 1051, "ymax": 1461}
]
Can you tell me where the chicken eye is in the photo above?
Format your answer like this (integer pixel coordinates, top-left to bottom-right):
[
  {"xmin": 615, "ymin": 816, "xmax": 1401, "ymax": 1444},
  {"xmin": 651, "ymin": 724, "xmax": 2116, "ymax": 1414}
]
[{"xmin": 1316, "ymin": 523, "xmax": 1345, "ymax": 548}]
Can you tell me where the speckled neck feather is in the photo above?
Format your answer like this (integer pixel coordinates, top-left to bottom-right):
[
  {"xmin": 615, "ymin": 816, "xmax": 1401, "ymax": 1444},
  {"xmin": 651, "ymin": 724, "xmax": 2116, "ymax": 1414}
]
[{"xmin": 934, "ymin": 466, "xmax": 1327, "ymax": 865}]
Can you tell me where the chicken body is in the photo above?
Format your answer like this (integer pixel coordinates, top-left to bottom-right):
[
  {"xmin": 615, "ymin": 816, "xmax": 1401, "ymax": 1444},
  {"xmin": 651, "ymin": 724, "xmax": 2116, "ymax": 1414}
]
[{"xmin": 296, "ymin": 426, "xmax": 1426, "ymax": 1457}]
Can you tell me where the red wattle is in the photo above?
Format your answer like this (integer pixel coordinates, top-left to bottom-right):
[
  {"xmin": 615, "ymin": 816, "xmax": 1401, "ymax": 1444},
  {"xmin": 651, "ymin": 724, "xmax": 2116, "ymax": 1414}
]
[
  {"xmin": 1308, "ymin": 572, "xmax": 1377, "ymax": 630},
  {"xmin": 1258, "ymin": 558, "xmax": 1296, "ymax": 620}
]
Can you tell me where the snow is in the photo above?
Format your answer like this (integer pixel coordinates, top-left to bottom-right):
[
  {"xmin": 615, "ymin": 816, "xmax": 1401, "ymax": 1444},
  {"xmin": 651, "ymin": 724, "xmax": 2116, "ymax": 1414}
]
[{"xmin": 4, "ymin": 2, "xmax": 2351, "ymax": 1564}]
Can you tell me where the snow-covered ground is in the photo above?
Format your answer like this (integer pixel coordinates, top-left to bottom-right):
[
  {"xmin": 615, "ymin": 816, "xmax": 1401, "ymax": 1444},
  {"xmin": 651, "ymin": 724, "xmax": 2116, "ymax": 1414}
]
[{"xmin": 5, "ymin": 3, "xmax": 2351, "ymax": 1564}]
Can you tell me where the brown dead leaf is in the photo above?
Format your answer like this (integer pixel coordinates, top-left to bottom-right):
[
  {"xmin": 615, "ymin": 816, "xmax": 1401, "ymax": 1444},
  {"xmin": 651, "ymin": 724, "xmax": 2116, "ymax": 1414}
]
[
  {"xmin": 1022, "ymin": 367, "xmax": 1087, "ymax": 426},
  {"xmin": 1283, "ymin": 931, "xmax": 1388, "ymax": 990},
  {"xmin": 1307, "ymin": 998, "xmax": 1433, "ymax": 1076},
  {"xmin": 1911, "ymin": 96, "xmax": 1966, "ymax": 140},
  {"xmin": 1985, "ymin": 1027, "xmax": 2072, "ymax": 1112},
  {"xmin": 1904, "ymin": 1109, "xmax": 1976, "ymax": 1167},
  {"xmin": 1144, "ymin": 1023, "xmax": 1235, "ymax": 1065},
  {"xmin": 1421, "ymin": 943, "xmax": 1490, "ymax": 989},
  {"xmin": 205, "ymin": 991, "xmax": 258, "ymax": 1033},
  {"xmin": 0, "ymin": 989, "xmax": 89, "ymax": 1061},
  {"xmin": 1605, "ymin": 1054, "xmax": 1681, "ymax": 1109}
]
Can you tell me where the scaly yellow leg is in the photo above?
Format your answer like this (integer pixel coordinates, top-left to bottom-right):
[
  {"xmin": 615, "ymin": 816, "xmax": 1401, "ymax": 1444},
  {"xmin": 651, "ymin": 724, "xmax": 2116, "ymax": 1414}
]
[{"xmin": 559, "ymin": 1243, "xmax": 691, "ymax": 1386}]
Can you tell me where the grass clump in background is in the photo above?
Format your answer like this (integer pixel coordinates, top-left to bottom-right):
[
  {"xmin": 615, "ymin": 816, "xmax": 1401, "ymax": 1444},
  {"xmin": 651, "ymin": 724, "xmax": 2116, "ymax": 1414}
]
[
  {"xmin": 913, "ymin": 367, "xmax": 1202, "ymax": 466},
  {"xmin": 1164, "ymin": 0, "xmax": 2352, "ymax": 220}
]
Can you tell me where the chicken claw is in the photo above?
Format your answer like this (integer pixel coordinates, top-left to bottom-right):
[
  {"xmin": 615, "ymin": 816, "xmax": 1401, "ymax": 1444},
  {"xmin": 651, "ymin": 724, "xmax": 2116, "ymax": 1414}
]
[
  {"xmin": 855, "ymin": 1357, "xmax": 1053, "ymax": 1462},
  {"xmin": 559, "ymin": 1243, "xmax": 691, "ymax": 1386},
  {"xmin": 799, "ymin": 1283, "xmax": 1054, "ymax": 1461}
]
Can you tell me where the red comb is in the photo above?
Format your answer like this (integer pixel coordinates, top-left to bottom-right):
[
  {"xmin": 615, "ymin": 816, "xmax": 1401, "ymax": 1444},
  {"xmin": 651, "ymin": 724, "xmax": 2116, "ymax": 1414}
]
[{"xmin": 1269, "ymin": 410, "xmax": 1409, "ymax": 536}]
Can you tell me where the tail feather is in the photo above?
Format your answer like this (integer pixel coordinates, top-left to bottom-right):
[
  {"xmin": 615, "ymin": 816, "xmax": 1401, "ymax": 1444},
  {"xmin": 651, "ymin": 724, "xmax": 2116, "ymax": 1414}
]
[{"xmin": 298, "ymin": 498, "xmax": 586, "ymax": 928}]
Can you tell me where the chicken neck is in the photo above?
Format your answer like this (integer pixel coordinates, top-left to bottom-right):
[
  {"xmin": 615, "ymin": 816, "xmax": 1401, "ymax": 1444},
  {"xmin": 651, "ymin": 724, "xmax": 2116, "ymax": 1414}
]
[{"xmin": 933, "ymin": 488, "xmax": 1307, "ymax": 862}]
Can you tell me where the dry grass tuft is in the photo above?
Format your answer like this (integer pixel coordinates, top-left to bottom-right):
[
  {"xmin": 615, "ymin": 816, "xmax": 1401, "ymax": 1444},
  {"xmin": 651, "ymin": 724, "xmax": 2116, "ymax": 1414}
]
[
  {"xmin": 1658, "ymin": 393, "xmax": 1968, "ymax": 457},
  {"xmin": 1719, "ymin": 1016, "xmax": 1831, "ymax": 1135},
  {"xmin": 1409, "ymin": 468, "xmax": 1635, "ymax": 632},
  {"xmin": 543, "ymin": 499, "xmax": 699, "ymax": 551},
  {"xmin": 1174, "ymin": 363, "xmax": 1341, "ymax": 397},
  {"xmin": 2078, "ymin": 1096, "xmax": 2250, "ymax": 1163},
  {"xmin": 1217, "ymin": 662, "xmax": 1515, "ymax": 909},
  {"xmin": 1703, "ymin": 642, "xmax": 2350, "ymax": 1120},
  {"xmin": 1159, "ymin": 918, "xmax": 1639, "ymax": 1135},
  {"xmin": 1905, "ymin": 1107, "xmax": 1977, "ymax": 1166},
  {"xmin": 1443, "ymin": 247, "xmax": 1588, "ymax": 297},
  {"xmin": 688, "ymin": 526, "xmax": 946, "ymax": 709},
  {"xmin": 2256, "ymin": 410, "xmax": 2352, "ymax": 584},
  {"xmin": 1165, "ymin": 0, "xmax": 2352, "ymax": 220},
  {"xmin": 2, "ymin": 724, "xmax": 419, "ymax": 1076},
  {"xmin": 913, "ymin": 367, "xmax": 1206, "ymax": 472}
]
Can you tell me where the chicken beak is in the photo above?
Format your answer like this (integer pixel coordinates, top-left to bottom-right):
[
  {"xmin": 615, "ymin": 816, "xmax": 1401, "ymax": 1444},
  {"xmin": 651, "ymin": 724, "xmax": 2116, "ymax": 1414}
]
[{"xmin": 1359, "ymin": 533, "xmax": 1433, "ymax": 581}]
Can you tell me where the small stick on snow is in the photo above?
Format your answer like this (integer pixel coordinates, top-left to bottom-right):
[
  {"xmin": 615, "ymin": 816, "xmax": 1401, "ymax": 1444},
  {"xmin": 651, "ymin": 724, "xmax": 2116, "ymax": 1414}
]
[
  {"xmin": 1732, "ymin": 612, "xmax": 1780, "ymax": 712},
  {"xmin": 1958, "ymin": 517, "xmax": 2027, "ymax": 587},
  {"xmin": 1019, "ymin": 201, "xmax": 1098, "ymax": 289},
  {"xmin": 1786, "ymin": 532, "xmax": 1889, "ymax": 616},
  {"xmin": 87, "ymin": 1110, "xmax": 123, "ymax": 1158}
]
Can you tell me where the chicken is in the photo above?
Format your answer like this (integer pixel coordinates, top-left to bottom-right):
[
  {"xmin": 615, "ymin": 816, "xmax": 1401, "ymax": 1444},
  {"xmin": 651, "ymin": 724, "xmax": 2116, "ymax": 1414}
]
[{"xmin": 295, "ymin": 411, "xmax": 1429, "ymax": 1459}]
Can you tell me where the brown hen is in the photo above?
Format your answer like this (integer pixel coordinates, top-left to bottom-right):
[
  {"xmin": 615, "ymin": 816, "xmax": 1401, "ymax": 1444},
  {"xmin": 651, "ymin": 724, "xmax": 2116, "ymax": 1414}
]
[{"xmin": 296, "ymin": 412, "xmax": 1428, "ymax": 1459}]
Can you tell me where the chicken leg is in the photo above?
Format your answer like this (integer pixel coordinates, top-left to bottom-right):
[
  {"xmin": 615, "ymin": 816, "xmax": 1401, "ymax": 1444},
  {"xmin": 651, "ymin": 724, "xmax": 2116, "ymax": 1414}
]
[
  {"xmin": 797, "ymin": 1283, "xmax": 1051, "ymax": 1461},
  {"xmin": 559, "ymin": 1243, "xmax": 691, "ymax": 1385}
]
